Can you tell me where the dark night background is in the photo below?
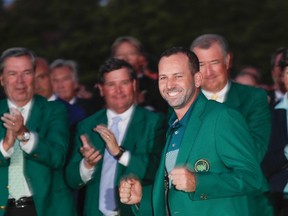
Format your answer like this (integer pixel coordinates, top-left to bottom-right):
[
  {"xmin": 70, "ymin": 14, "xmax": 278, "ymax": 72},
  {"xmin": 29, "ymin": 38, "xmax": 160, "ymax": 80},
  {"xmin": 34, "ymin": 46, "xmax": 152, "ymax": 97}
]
[{"xmin": 1, "ymin": 0, "xmax": 287, "ymax": 89}]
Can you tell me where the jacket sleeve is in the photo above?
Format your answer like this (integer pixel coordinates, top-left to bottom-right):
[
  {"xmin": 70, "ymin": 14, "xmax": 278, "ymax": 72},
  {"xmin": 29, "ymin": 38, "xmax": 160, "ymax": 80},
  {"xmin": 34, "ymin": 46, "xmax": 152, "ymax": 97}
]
[
  {"xmin": 65, "ymin": 121, "xmax": 89, "ymax": 189},
  {"xmin": 25, "ymin": 101, "xmax": 69, "ymax": 169},
  {"xmin": 246, "ymin": 89, "xmax": 271, "ymax": 162}
]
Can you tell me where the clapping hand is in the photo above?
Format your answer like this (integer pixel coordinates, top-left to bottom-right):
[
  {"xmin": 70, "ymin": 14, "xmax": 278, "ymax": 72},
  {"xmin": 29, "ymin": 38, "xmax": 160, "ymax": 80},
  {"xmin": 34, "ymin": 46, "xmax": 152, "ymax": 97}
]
[{"xmin": 80, "ymin": 134, "xmax": 102, "ymax": 169}]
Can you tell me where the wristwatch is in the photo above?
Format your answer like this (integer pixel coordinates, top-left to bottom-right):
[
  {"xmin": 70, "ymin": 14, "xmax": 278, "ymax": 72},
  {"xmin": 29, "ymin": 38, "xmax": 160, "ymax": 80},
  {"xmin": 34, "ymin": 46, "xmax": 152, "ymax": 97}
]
[
  {"xmin": 113, "ymin": 147, "xmax": 125, "ymax": 160},
  {"xmin": 17, "ymin": 131, "xmax": 31, "ymax": 142}
]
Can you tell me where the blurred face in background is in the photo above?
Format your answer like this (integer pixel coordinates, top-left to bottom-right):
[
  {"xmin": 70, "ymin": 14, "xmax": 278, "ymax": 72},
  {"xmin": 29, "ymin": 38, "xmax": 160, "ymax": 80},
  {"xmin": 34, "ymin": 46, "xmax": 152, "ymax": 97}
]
[
  {"xmin": 99, "ymin": 67, "xmax": 136, "ymax": 114},
  {"xmin": 113, "ymin": 42, "xmax": 142, "ymax": 74},
  {"xmin": 35, "ymin": 59, "xmax": 53, "ymax": 99},
  {"xmin": 50, "ymin": 66, "xmax": 78, "ymax": 102},
  {"xmin": 0, "ymin": 55, "xmax": 35, "ymax": 107},
  {"xmin": 273, "ymin": 52, "xmax": 286, "ymax": 93},
  {"xmin": 234, "ymin": 73, "xmax": 258, "ymax": 87}
]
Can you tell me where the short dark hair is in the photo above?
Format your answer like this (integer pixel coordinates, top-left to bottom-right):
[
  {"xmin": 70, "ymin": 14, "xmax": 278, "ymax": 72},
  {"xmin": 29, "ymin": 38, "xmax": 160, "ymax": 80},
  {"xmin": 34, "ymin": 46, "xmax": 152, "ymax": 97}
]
[
  {"xmin": 98, "ymin": 58, "xmax": 137, "ymax": 84},
  {"xmin": 160, "ymin": 46, "xmax": 199, "ymax": 74},
  {"xmin": 0, "ymin": 47, "xmax": 36, "ymax": 74}
]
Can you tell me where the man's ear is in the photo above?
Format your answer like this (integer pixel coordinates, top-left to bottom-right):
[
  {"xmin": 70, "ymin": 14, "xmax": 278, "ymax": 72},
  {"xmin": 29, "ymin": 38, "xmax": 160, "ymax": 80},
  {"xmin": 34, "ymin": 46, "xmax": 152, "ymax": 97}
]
[
  {"xmin": 194, "ymin": 72, "xmax": 202, "ymax": 88},
  {"xmin": 97, "ymin": 84, "xmax": 104, "ymax": 97},
  {"xmin": 132, "ymin": 79, "xmax": 137, "ymax": 92},
  {"xmin": 225, "ymin": 52, "xmax": 232, "ymax": 70}
]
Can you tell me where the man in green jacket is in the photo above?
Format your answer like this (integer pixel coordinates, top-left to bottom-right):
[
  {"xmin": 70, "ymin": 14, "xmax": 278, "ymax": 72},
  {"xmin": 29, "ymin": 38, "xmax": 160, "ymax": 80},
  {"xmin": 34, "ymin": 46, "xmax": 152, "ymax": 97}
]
[
  {"xmin": 65, "ymin": 58, "xmax": 166, "ymax": 216},
  {"xmin": 0, "ymin": 48, "xmax": 77, "ymax": 216},
  {"xmin": 191, "ymin": 34, "xmax": 272, "ymax": 215},
  {"xmin": 119, "ymin": 47, "xmax": 265, "ymax": 216}
]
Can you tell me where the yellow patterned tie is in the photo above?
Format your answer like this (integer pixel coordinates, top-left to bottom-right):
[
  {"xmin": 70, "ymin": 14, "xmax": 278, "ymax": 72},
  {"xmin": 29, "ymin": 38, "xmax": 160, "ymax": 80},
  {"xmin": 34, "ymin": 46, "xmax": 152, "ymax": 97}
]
[{"xmin": 211, "ymin": 94, "xmax": 219, "ymax": 101}]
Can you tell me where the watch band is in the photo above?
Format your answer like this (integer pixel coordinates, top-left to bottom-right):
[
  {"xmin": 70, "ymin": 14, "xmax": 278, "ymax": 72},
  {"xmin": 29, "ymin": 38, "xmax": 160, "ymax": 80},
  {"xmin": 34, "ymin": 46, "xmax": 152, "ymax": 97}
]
[{"xmin": 113, "ymin": 147, "xmax": 125, "ymax": 160}]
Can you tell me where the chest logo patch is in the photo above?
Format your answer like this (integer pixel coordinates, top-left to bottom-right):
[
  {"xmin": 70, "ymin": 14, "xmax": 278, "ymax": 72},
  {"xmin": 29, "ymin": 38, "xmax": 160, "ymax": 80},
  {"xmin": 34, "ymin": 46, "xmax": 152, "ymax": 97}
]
[{"xmin": 194, "ymin": 159, "xmax": 210, "ymax": 172}]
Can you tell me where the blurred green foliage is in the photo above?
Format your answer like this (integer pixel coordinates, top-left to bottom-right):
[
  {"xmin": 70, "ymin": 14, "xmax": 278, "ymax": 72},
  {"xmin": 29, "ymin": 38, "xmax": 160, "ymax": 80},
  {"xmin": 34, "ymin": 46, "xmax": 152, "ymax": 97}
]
[{"xmin": 0, "ymin": 0, "xmax": 288, "ymax": 87}]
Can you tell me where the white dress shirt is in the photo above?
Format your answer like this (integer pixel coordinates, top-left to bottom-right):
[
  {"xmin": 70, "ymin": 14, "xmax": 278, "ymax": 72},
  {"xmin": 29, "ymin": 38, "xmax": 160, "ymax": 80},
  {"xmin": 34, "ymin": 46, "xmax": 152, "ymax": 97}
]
[
  {"xmin": 48, "ymin": 94, "xmax": 57, "ymax": 101},
  {"xmin": 80, "ymin": 105, "xmax": 134, "ymax": 183},
  {"xmin": 201, "ymin": 81, "xmax": 230, "ymax": 103}
]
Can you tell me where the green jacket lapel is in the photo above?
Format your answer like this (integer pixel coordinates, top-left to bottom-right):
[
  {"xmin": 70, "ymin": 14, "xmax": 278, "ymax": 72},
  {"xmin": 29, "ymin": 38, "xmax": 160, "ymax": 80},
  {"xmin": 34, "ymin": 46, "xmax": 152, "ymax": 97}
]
[
  {"xmin": 92, "ymin": 109, "xmax": 107, "ymax": 151},
  {"xmin": 26, "ymin": 96, "xmax": 44, "ymax": 132},
  {"xmin": 175, "ymin": 93, "xmax": 206, "ymax": 169},
  {"xmin": 121, "ymin": 106, "xmax": 139, "ymax": 150},
  {"xmin": 225, "ymin": 82, "xmax": 241, "ymax": 109}
]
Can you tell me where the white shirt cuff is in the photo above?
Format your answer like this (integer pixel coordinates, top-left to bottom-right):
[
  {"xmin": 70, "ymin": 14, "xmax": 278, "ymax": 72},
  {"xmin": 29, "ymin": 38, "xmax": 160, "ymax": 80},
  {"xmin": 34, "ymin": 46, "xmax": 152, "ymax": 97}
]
[
  {"xmin": 118, "ymin": 150, "xmax": 130, "ymax": 166},
  {"xmin": 80, "ymin": 159, "xmax": 95, "ymax": 183},
  {"xmin": 0, "ymin": 132, "xmax": 37, "ymax": 158}
]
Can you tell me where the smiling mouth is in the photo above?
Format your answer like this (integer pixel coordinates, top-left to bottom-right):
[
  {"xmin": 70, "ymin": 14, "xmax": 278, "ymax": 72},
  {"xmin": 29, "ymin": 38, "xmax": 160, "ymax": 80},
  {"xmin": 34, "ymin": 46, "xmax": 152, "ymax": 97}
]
[
  {"xmin": 15, "ymin": 88, "xmax": 26, "ymax": 92},
  {"xmin": 204, "ymin": 75, "xmax": 217, "ymax": 81},
  {"xmin": 167, "ymin": 90, "xmax": 180, "ymax": 97}
]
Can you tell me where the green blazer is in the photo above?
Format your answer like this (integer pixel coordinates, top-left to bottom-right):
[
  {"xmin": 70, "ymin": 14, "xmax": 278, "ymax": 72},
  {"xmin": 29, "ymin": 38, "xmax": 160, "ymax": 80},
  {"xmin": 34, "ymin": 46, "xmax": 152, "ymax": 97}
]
[
  {"xmin": 151, "ymin": 93, "xmax": 265, "ymax": 216},
  {"xmin": 225, "ymin": 82, "xmax": 271, "ymax": 162},
  {"xmin": 225, "ymin": 82, "xmax": 273, "ymax": 216},
  {"xmin": 0, "ymin": 95, "xmax": 77, "ymax": 216},
  {"xmin": 66, "ymin": 105, "xmax": 166, "ymax": 216}
]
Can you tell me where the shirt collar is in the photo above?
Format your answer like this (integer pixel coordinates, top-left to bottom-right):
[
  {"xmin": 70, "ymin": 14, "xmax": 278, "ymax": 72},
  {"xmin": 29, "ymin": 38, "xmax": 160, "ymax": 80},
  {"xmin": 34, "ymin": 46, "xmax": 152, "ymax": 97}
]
[
  {"xmin": 48, "ymin": 94, "xmax": 57, "ymax": 101},
  {"xmin": 168, "ymin": 95, "xmax": 198, "ymax": 131},
  {"xmin": 201, "ymin": 81, "xmax": 230, "ymax": 102},
  {"xmin": 275, "ymin": 90, "xmax": 285, "ymax": 101},
  {"xmin": 69, "ymin": 96, "xmax": 77, "ymax": 105},
  {"xmin": 107, "ymin": 104, "xmax": 135, "ymax": 121},
  {"xmin": 275, "ymin": 92, "xmax": 288, "ymax": 110},
  {"xmin": 8, "ymin": 99, "xmax": 33, "ymax": 112}
]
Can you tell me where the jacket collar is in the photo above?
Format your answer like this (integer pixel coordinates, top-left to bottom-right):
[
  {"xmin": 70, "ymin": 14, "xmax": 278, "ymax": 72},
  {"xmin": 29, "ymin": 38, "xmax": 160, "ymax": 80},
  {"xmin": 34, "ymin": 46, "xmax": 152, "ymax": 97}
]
[
  {"xmin": 174, "ymin": 93, "xmax": 207, "ymax": 167},
  {"xmin": 224, "ymin": 82, "xmax": 241, "ymax": 108}
]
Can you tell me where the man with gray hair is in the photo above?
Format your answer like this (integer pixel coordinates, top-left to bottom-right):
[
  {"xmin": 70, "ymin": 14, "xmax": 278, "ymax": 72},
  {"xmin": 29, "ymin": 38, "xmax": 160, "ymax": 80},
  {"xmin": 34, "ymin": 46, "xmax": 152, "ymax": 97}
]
[
  {"xmin": 0, "ymin": 47, "xmax": 76, "ymax": 216},
  {"xmin": 190, "ymin": 33, "xmax": 273, "ymax": 215},
  {"xmin": 50, "ymin": 59, "xmax": 99, "ymax": 116}
]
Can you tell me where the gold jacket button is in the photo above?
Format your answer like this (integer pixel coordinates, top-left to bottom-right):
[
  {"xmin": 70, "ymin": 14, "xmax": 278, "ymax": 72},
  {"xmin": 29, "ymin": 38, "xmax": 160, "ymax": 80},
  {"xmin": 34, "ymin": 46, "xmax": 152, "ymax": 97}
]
[{"xmin": 200, "ymin": 194, "xmax": 208, "ymax": 200}]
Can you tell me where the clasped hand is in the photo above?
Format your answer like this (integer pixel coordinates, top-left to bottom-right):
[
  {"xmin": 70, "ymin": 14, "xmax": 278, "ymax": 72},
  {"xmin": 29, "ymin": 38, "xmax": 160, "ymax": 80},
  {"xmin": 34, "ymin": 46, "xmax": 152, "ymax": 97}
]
[{"xmin": 1, "ymin": 108, "xmax": 25, "ymax": 151}]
